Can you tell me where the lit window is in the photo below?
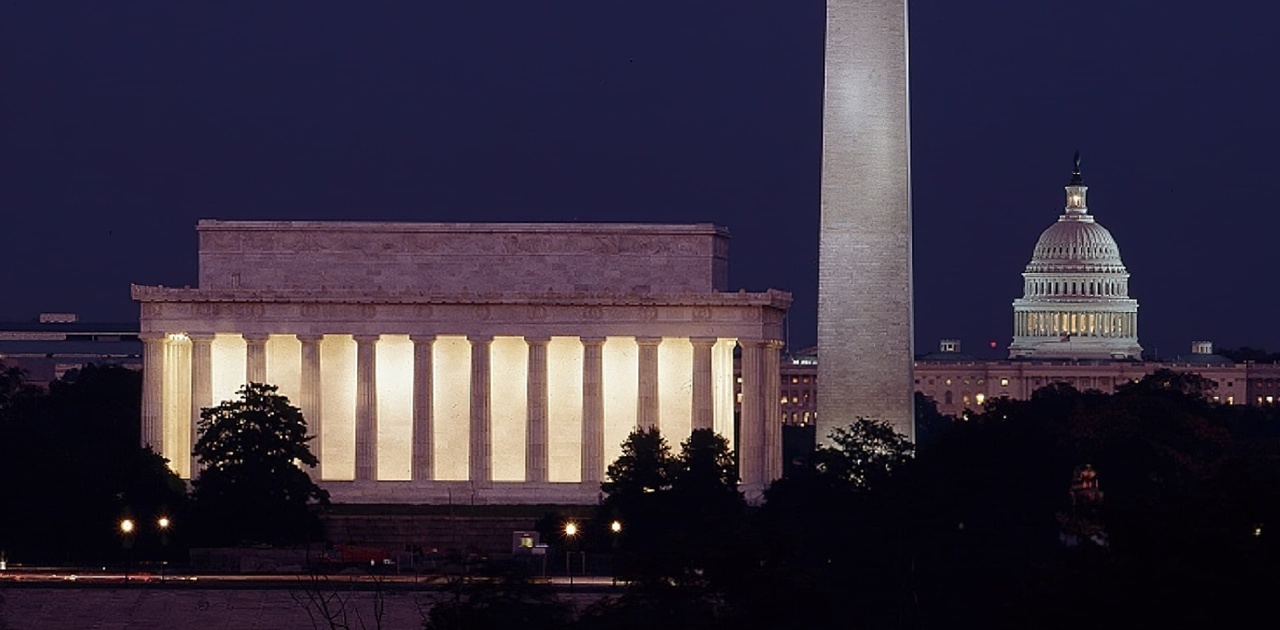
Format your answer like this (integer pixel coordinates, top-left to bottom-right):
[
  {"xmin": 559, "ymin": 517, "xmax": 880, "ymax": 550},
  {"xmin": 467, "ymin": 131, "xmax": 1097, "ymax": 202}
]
[
  {"xmin": 1269, "ymin": 396, "xmax": 1276, "ymax": 404},
  {"xmin": 736, "ymin": 393, "xmax": 742, "ymax": 403},
  {"xmin": 945, "ymin": 379, "xmax": 952, "ymax": 386},
  {"xmin": 791, "ymin": 376, "xmax": 799, "ymax": 384},
  {"xmin": 975, "ymin": 393, "xmax": 986, "ymax": 405},
  {"xmin": 962, "ymin": 395, "xmax": 970, "ymax": 406},
  {"xmin": 1000, "ymin": 378, "xmax": 1010, "ymax": 387},
  {"xmin": 1228, "ymin": 396, "xmax": 1235, "ymax": 405}
]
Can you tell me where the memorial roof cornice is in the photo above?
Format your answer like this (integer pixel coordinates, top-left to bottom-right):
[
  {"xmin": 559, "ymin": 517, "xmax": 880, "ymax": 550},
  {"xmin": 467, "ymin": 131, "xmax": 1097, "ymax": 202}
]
[
  {"xmin": 131, "ymin": 284, "xmax": 792, "ymax": 309},
  {"xmin": 197, "ymin": 219, "xmax": 730, "ymax": 237}
]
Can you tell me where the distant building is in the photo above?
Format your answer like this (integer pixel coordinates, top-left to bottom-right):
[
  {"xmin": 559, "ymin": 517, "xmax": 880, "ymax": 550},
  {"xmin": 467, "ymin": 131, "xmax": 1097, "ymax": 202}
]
[
  {"xmin": 1009, "ymin": 153, "xmax": 1141, "ymax": 360},
  {"xmin": 748, "ymin": 340, "xmax": 1280, "ymax": 426},
  {"xmin": 0, "ymin": 313, "xmax": 141, "ymax": 386},
  {"xmin": 915, "ymin": 339, "xmax": 1279, "ymax": 416}
]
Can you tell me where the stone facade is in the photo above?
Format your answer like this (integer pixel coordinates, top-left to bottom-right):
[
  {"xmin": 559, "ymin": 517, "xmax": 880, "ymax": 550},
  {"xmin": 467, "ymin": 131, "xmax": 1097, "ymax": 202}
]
[
  {"xmin": 197, "ymin": 220, "xmax": 729, "ymax": 294},
  {"xmin": 134, "ymin": 221, "xmax": 790, "ymax": 504},
  {"xmin": 818, "ymin": 0, "xmax": 916, "ymax": 442}
]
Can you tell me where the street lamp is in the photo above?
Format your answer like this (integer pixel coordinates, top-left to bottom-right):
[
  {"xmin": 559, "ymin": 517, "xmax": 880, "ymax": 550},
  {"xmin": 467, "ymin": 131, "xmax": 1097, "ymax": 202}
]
[
  {"xmin": 609, "ymin": 520, "xmax": 623, "ymax": 585},
  {"xmin": 157, "ymin": 517, "xmax": 172, "ymax": 582},
  {"xmin": 564, "ymin": 521, "xmax": 579, "ymax": 586},
  {"xmin": 119, "ymin": 519, "xmax": 135, "ymax": 584}
]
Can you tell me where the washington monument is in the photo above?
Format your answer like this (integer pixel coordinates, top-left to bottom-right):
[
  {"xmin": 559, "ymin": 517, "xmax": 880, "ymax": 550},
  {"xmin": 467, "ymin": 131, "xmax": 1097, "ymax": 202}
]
[{"xmin": 818, "ymin": 0, "xmax": 915, "ymax": 441}]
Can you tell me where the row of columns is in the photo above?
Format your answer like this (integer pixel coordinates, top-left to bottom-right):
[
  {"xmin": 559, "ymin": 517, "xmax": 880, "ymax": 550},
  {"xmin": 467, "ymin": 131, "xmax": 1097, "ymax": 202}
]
[
  {"xmin": 1025, "ymin": 279, "xmax": 1127, "ymax": 298},
  {"xmin": 140, "ymin": 333, "xmax": 780, "ymax": 488},
  {"xmin": 1016, "ymin": 311, "xmax": 1137, "ymax": 338}
]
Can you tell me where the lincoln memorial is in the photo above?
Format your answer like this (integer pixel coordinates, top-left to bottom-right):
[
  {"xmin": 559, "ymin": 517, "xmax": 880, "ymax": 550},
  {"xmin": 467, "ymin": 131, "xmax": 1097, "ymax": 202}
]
[{"xmin": 133, "ymin": 220, "xmax": 790, "ymax": 504}]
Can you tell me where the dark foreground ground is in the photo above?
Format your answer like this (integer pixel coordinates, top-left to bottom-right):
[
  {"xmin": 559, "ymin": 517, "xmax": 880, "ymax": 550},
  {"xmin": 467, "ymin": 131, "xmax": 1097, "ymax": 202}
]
[{"xmin": 0, "ymin": 577, "xmax": 614, "ymax": 629}]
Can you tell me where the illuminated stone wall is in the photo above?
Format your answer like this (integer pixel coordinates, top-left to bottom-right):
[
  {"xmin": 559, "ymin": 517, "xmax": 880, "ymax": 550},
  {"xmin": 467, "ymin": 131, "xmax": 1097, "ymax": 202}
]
[
  {"xmin": 818, "ymin": 0, "xmax": 916, "ymax": 442},
  {"xmin": 197, "ymin": 221, "xmax": 730, "ymax": 294}
]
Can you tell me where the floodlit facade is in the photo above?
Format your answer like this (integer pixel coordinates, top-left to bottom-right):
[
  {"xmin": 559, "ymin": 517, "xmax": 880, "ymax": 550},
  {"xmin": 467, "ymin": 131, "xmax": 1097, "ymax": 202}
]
[
  {"xmin": 1009, "ymin": 155, "xmax": 1142, "ymax": 360},
  {"xmin": 133, "ymin": 221, "xmax": 790, "ymax": 503}
]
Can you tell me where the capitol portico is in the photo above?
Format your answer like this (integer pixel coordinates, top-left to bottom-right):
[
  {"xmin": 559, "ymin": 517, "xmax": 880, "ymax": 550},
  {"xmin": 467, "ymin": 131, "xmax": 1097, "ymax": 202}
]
[{"xmin": 133, "ymin": 221, "xmax": 790, "ymax": 504}]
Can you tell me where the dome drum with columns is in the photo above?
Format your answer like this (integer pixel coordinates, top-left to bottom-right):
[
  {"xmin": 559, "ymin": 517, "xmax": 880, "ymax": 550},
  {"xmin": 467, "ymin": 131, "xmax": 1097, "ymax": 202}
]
[{"xmin": 1009, "ymin": 154, "xmax": 1142, "ymax": 360}]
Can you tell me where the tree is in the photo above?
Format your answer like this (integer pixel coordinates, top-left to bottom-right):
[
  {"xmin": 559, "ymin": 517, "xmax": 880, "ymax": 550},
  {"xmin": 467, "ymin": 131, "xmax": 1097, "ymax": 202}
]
[
  {"xmin": 814, "ymin": 418, "xmax": 914, "ymax": 491},
  {"xmin": 192, "ymin": 382, "xmax": 328, "ymax": 545},
  {"xmin": 598, "ymin": 427, "xmax": 746, "ymax": 588},
  {"xmin": 601, "ymin": 426, "xmax": 673, "ymax": 499},
  {"xmin": 671, "ymin": 428, "xmax": 738, "ymax": 496}
]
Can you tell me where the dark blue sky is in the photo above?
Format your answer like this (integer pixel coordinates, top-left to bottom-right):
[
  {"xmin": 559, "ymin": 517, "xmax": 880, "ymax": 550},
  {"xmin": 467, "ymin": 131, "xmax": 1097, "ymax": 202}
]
[{"xmin": 3, "ymin": 1, "xmax": 1279, "ymax": 356}]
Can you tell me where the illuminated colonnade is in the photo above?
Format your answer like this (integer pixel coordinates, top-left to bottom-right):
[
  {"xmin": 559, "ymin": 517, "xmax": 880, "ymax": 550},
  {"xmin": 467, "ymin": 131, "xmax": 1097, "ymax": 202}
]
[{"xmin": 141, "ymin": 331, "xmax": 767, "ymax": 496}]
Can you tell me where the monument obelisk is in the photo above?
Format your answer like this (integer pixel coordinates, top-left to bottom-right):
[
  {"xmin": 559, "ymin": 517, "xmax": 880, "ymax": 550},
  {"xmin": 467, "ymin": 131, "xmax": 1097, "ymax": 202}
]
[{"xmin": 818, "ymin": 0, "xmax": 915, "ymax": 441}]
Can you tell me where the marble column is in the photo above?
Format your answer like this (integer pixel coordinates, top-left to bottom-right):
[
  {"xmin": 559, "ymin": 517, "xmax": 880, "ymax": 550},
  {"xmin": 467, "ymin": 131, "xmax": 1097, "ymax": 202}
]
[
  {"xmin": 526, "ymin": 336, "xmax": 550, "ymax": 483},
  {"xmin": 410, "ymin": 334, "xmax": 435, "ymax": 482},
  {"xmin": 738, "ymin": 340, "xmax": 763, "ymax": 492},
  {"xmin": 298, "ymin": 334, "xmax": 324, "ymax": 478},
  {"xmin": 691, "ymin": 337, "xmax": 716, "ymax": 431},
  {"xmin": 469, "ymin": 335, "xmax": 493, "ymax": 484},
  {"xmin": 636, "ymin": 337, "xmax": 661, "ymax": 430},
  {"xmin": 354, "ymin": 334, "xmax": 379, "ymax": 482},
  {"xmin": 140, "ymin": 332, "xmax": 166, "ymax": 451},
  {"xmin": 245, "ymin": 333, "xmax": 269, "ymax": 384},
  {"xmin": 188, "ymin": 332, "xmax": 215, "ymax": 477},
  {"xmin": 581, "ymin": 337, "xmax": 606, "ymax": 483},
  {"xmin": 762, "ymin": 340, "xmax": 784, "ymax": 484}
]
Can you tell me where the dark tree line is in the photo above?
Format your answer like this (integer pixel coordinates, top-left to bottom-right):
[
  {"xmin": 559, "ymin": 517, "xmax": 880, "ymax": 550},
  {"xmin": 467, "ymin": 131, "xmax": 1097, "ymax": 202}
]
[
  {"xmin": 431, "ymin": 369, "xmax": 1280, "ymax": 630},
  {"xmin": 0, "ymin": 363, "xmax": 186, "ymax": 564},
  {"xmin": 0, "ymin": 365, "xmax": 326, "ymax": 564}
]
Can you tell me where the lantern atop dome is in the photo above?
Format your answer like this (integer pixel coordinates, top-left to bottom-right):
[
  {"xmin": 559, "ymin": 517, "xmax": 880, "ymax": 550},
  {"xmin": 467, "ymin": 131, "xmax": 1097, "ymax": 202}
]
[{"xmin": 1065, "ymin": 151, "xmax": 1088, "ymax": 214}]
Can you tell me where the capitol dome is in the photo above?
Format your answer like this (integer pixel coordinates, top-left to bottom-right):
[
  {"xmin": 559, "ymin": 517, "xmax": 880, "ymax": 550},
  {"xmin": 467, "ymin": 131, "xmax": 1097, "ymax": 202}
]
[
  {"xmin": 1027, "ymin": 220, "xmax": 1124, "ymax": 272},
  {"xmin": 1008, "ymin": 154, "xmax": 1142, "ymax": 360}
]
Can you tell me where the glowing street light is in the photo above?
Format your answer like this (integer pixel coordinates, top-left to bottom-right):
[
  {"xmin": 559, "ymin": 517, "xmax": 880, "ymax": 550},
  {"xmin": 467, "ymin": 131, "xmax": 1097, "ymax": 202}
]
[
  {"xmin": 564, "ymin": 521, "xmax": 580, "ymax": 586},
  {"xmin": 119, "ymin": 518, "xmax": 136, "ymax": 585},
  {"xmin": 156, "ymin": 516, "xmax": 173, "ymax": 582},
  {"xmin": 610, "ymin": 520, "xmax": 622, "ymax": 534}
]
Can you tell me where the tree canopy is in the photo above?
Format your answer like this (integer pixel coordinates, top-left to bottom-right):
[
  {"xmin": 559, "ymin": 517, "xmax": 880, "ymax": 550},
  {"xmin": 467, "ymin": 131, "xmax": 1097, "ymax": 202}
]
[{"xmin": 192, "ymin": 382, "xmax": 328, "ymax": 545}]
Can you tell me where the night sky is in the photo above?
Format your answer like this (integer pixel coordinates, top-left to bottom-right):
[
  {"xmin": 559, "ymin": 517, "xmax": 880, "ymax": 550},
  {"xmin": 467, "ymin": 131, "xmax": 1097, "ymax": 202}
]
[{"xmin": 4, "ymin": 1, "xmax": 1279, "ymax": 357}]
